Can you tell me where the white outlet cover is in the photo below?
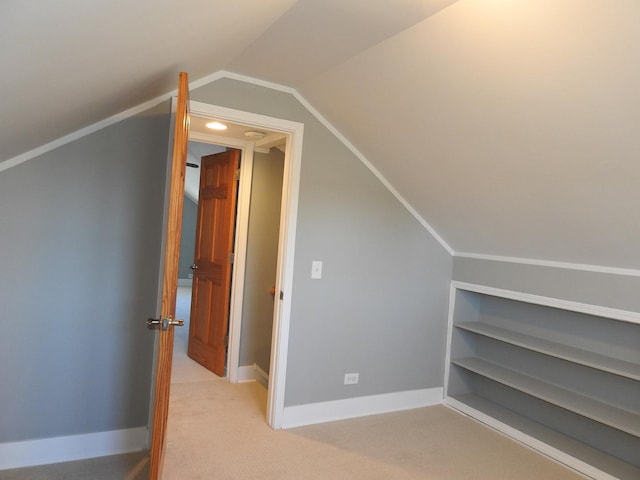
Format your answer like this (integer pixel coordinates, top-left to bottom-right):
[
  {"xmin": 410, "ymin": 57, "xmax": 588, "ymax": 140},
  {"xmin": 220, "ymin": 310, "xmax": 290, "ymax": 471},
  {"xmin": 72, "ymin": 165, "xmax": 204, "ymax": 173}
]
[{"xmin": 344, "ymin": 373, "xmax": 359, "ymax": 385}]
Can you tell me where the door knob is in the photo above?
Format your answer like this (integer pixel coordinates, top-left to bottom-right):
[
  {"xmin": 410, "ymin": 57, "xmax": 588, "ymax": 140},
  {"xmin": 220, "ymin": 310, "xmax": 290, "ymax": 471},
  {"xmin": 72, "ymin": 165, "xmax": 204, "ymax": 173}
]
[
  {"xmin": 190, "ymin": 264, "xmax": 199, "ymax": 271},
  {"xmin": 147, "ymin": 317, "xmax": 185, "ymax": 331}
]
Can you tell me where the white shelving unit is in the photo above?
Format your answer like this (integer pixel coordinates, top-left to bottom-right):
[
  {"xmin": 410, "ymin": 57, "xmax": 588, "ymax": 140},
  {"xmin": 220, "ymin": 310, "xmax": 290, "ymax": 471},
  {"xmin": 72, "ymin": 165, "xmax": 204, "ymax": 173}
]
[
  {"xmin": 445, "ymin": 282, "xmax": 640, "ymax": 480},
  {"xmin": 455, "ymin": 322, "xmax": 640, "ymax": 381}
]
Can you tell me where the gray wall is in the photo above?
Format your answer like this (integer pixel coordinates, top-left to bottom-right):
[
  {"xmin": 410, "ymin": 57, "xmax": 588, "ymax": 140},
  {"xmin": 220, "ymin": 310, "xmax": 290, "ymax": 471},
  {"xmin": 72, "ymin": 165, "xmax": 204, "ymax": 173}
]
[
  {"xmin": 239, "ymin": 148, "xmax": 285, "ymax": 373},
  {"xmin": 191, "ymin": 78, "xmax": 453, "ymax": 406},
  {"xmin": 453, "ymin": 257, "xmax": 640, "ymax": 313},
  {"xmin": 178, "ymin": 196, "xmax": 198, "ymax": 279},
  {"xmin": 0, "ymin": 103, "xmax": 170, "ymax": 442},
  {"xmin": 0, "ymin": 75, "xmax": 454, "ymax": 446}
]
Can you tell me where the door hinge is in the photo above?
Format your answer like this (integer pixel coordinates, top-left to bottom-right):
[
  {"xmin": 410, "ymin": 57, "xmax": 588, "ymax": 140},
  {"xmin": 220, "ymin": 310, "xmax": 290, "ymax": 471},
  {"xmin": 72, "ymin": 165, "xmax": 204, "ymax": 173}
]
[
  {"xmin": 228, "ymin": 252, "xmax": 235, "ymax": 264},
  {"xmin": 234, "ymin": 168, "xmax": 241, "ymax": 180},
  {"xmin": 279, "ymin": 291, "xmax": 284, "ymax": 301}
]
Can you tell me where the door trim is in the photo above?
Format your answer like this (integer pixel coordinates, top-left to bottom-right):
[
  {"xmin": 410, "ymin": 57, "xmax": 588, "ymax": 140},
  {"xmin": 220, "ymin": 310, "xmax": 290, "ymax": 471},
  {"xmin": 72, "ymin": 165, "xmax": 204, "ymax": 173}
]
[{"xmin": 189, "ymin": 101, "xmax": 303, "ymax": 429}]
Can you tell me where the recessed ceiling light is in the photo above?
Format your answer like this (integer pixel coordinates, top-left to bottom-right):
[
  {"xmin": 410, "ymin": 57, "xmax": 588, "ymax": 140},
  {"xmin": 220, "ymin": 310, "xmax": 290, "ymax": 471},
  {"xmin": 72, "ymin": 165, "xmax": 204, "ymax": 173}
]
[{"xmin": 206, "ymin": 121, "xmax": 227, "ymax": 131}]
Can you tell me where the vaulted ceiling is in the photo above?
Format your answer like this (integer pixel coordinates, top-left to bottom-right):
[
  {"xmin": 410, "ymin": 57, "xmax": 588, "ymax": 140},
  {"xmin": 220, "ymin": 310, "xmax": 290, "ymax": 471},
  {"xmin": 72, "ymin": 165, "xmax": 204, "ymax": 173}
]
[{"xmin": 2, "ymin": 0, "xmax": 639, "ymax": 270}]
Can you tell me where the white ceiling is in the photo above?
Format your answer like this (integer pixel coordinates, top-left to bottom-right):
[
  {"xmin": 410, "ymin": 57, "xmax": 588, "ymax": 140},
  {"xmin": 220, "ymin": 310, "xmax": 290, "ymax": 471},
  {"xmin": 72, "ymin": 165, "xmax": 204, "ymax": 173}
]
[
  {"xmin": 2, "ymin": 0, "xmax": 639, "ymax": 270},
  {"xmin": 184, "ymin": 120, "xmax": 285, "ymax": 202},
  {"xmin": 190, "ymin": 117, "xmax": 286, "ymax": 152}
]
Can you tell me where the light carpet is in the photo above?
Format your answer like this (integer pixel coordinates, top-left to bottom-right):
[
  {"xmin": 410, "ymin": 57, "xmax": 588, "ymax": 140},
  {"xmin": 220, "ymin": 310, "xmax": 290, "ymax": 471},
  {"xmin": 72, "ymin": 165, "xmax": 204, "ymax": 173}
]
[
  {"xmin": 163, "ymin": 378, "xmax": 584, "ymax": 479},
  {"xmin": 1, "ymin": 286, "xmax": 586, "ymax": 479},
  {"xmin": 164, "ymin": 286, "xmax": 583, "ymax": 479}
]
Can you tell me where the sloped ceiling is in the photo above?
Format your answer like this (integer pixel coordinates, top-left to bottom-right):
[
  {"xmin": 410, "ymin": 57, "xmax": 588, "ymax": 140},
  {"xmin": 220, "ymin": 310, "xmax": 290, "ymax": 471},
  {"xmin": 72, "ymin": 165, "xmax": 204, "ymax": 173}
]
[{"xmin": 2, "ymin": 0, "xmax": 639, "ymax": 270}]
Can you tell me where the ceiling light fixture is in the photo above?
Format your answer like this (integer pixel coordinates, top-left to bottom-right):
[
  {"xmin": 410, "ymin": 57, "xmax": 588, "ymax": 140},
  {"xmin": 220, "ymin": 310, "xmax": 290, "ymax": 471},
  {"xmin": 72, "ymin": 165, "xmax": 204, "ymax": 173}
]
[
  {"xmin": 244, "ymin": 130, "xmax": 266, "ymax": 140},
  {"xmin": 206, "ymin": 121, "xmax": 227, "ymax": 131}
]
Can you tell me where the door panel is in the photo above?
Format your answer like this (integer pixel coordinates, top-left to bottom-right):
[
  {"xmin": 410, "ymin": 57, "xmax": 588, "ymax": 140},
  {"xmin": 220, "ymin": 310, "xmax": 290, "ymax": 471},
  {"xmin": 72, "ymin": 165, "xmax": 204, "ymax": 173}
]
[
  {"xmin": 188, "ymin": 149, "xmax": 240, "ymax": 376},
  {"xmin": 148, "ymin": 72, "xmax": 190, "ymax": 480}
]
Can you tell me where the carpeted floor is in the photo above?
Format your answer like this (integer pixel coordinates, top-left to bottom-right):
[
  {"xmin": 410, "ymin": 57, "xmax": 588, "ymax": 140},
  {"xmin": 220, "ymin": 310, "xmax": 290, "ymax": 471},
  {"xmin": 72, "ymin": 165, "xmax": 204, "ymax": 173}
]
[
  {"xmin": 163, "ymin": 287, "xmax": 583, "ymax": 479},
  {"xmin": 162, "ymin": 377, "xmax": 585, "ymax": 480},
  {"xmin": 1, "ymin": 287, "xmax": 586, "ymax": 479}
]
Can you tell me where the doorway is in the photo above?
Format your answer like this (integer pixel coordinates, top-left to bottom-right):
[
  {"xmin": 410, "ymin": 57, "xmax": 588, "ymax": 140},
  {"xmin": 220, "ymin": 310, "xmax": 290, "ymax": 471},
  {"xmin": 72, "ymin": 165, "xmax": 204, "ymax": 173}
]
[
  {"xmin": 171, "ymin": 100, "xmax": 304, "ymax": 428},
  {"xmin": 177, "ymin": 140, "xmax": 285, "ymax": 383}
]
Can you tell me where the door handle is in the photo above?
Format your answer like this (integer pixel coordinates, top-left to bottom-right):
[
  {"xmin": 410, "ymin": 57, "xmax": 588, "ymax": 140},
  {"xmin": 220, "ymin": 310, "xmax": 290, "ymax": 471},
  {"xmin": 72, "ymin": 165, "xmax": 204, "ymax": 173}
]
[
  {"xmin": 147, "ymin": 317, "xmax": 185, "ymax": 331},
  {"xmin": 190, "ymin": 264, "xmax": 199, "ymax": 271}
]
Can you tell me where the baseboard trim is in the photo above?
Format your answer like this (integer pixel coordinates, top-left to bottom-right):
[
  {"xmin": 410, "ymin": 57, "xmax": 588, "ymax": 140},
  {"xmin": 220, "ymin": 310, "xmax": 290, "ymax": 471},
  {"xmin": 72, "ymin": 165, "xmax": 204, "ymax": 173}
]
[
  {"xmin": 281, "ymin": 387, "xmax": 443, "ymax": 429},
  {"xmin": 445, "ymin": 397, "xmax": 619, "ymax": 480},
  {"xmin": 0, "ymin": 427, "xmax": 148, "ymax": 470},
  {"xmin": 237, "ymin": 365, "xmax": 256, "ymax": 383},
  {"xmin": 237, "ymin": 364, "xmax": 270, "ymax": 389},
  {"xmin": 253, "ymin": 363, "xmax": 269, "ymax": 389}
]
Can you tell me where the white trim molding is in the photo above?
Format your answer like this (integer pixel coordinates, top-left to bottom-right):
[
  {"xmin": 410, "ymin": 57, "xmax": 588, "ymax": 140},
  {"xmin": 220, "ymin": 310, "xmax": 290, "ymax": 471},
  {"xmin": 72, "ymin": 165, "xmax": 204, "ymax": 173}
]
[
  {"xmin": 0, "ymin": 71, "xmax": 232, "ymax": 175},
  {"xmin": 218, "ymin": 71, "xmax": 454, "ymax": 256},
  {"xmin": 0, "ymin": 69, "xmax": 453, "ymax": 256},
  {"xmin": 455, "ymin": 252, "xmax": 640, "ymax": 278},
  {"xmin": 281, "ymin": 387, "xmax": 443, "ymax": 429},
  {"xmin": 237, "ymin": 365, "xmax": 257, "ymax": 383},
  {"xmin": 253, "ymin": 363, "xmax": 270, "ymax": 389},
  {"xmin": 187, "ymin": 122, "xmax": 256, "ymax": 387},
  {"xmin": 451, "ymin": 281, "xmax": 640, "ymax": 325},
  {"xmin": 237, "ymin": 364, "xmax": 270, "ymax": 389},
  {"xmin": 0, "ymin": 97, "xmax": 178, "ymax": 175},
  {"xmin": 186, "ymin": 100, "xmax": 304, "ymax": 431},
  {"xmin": 0, "ymin": 427, "xmax": 148, "ymax": 470}
]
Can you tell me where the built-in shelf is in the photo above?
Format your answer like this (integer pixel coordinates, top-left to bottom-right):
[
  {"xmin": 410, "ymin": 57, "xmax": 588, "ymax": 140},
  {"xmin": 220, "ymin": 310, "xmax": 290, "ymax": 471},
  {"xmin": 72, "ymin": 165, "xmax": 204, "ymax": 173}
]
[
  {"xmin": 446, "ymin": 284, "xmax": 640, "ymax": 480},
  {"xmin": 448, "ymin": 394, "xmax": 640, "ymax": 480},
  {"xmin": 455, "ymin": 321, "xmax": 640, "ymax": 381},
  {"xmin": 451, "ymin": 357, "xmax": 640, "ymax": 437}
]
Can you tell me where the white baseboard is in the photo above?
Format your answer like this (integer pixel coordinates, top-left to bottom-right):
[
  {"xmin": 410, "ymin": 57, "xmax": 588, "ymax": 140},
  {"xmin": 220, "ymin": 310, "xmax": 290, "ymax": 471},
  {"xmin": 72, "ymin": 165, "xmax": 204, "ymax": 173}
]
[
  {"xmin": 253, "ymin": 364, "xmax": 269, "ymax": 389},
  {"xmin": 281, "ymin": 387, "xmax": 443, "ymax": 429},
  {"xmin": 0, "ymin": 427, "xmax": 148, "ymax": 470},
  {"xmin": 237, "ymin": 365, "xmax": 256, "ymax": 383},
  {"xmin": 445, "ymin": 398, "xmax": 618, "ymax": 480},
  {"xmin": 238, "ymin": 364, "xmax": 270, "ymax": 389}
]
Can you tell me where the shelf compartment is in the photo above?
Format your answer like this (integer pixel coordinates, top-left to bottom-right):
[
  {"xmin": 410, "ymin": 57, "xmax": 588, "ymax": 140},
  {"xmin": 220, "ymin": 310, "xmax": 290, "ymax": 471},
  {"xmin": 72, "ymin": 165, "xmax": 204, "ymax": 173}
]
[
  {"xmin": 448, "ymin": 393, "xmax": 640, "ymax": 480},
  {"xmin": 451, "ymin": 357, "xmax": 640, "ymax": 437},
  {"xmin": 455, "ymin": 321, "xmax": 640, "ymax": 381}
]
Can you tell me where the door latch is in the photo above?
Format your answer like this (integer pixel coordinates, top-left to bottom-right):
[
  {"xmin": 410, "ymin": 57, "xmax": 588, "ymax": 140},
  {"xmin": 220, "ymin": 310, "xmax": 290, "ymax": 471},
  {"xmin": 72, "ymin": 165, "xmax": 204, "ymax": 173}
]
[{"xmin": 147, "ymin": 317, "xmax": 185, "ymax": 331}]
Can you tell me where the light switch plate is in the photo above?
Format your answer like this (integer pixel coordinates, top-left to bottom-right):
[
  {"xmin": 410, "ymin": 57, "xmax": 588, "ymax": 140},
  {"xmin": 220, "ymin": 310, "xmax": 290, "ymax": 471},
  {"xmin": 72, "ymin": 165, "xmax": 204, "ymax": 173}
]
[{"xmin": 311, "ymin": 260, "xmax": 322, "ymax": 279}]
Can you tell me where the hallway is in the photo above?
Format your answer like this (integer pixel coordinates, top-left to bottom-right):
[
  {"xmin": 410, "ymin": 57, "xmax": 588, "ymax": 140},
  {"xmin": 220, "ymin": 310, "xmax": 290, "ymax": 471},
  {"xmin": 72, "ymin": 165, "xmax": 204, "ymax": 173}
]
[{"xmin": 170, "ymin": 286, "xmax": 216, "ymax": 384}]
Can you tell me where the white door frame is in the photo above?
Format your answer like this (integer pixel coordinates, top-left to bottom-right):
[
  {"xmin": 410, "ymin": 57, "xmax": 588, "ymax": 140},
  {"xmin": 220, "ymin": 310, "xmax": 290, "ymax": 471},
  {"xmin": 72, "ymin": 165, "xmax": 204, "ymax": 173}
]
[
  {"xmin": 189, "ymin": 125, "xmax": 255, "ymax": 389},
  {"xmin": 189, "ymin": 100, "xmax": 303, "ymax": 429}
]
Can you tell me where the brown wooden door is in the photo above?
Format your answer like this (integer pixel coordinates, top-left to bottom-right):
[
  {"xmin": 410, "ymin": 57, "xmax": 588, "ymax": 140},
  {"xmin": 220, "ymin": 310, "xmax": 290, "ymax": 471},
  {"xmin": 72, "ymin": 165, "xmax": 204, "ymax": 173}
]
[
  {"xmin": 188, "ymin": 149, "xmax": 241, "ymax": 376},
  {"xmin": 148, "ymin": 72, "xmax": 190, "ymax": 480}
]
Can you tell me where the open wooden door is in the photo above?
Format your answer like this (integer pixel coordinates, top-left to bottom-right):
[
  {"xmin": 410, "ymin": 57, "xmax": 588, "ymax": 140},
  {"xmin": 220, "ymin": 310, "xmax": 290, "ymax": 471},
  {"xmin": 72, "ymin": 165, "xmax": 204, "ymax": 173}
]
[
  {"xmin": 148, "ymin": 72, "xmax": 190, "ymax": 480},
  {"xmin": 188, "ymin": 149, "xmax": 241, "ymax": 376}
]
